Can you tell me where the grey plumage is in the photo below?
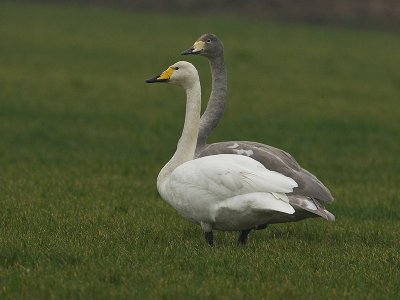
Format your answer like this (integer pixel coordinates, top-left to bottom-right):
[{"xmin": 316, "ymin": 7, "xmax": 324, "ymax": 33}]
[
  {"xmin": 197, "ymin": 45, "xmax": 227, "ymax": 150},
  {"xmin": 199, "ymin": 141, "xmax": 333, "ymax": 203},
  {"xmin": 183, "ymin": 33, "xmax": 334, "ymax": 232}
]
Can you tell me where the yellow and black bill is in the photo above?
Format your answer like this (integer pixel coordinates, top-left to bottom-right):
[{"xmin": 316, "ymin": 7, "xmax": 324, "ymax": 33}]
[
  {"xmin": 181, "ymin": 41, "xmax": 205, "ymax": 55},
  {"xmin": 145, "ymin": 67, "xmax": 174, "ymax": 83}
]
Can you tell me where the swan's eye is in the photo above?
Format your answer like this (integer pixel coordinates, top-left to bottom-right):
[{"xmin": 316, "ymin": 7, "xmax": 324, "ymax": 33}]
[
  {"xmin": 206, "ymin": 39, "xmax": 211, "ymax": 43},
  {"xmin": 174, "ymin": 67, "xmax": 179, "ymax": 70}
]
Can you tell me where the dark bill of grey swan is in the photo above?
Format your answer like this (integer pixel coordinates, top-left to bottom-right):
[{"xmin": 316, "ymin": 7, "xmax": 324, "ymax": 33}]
[{"xmin": 181, "ymin": 40, "xmax": 204, "ymax": 55}]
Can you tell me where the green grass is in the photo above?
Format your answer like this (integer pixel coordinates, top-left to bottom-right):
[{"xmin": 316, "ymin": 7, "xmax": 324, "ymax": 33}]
[{"xmin": 1, "ymin": 2, "xmax": 400, "ymax": 299}]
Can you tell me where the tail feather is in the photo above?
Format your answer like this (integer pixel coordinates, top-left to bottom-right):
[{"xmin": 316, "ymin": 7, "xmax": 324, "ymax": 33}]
[{"xmin": 288, "ymin": 195, "xmax": 335, "ymax": 221}]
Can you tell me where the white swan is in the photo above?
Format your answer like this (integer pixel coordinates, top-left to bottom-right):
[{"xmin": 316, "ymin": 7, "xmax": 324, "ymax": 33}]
[{"xmin": 146, "ymin": 61, "xmax": 298, "ymax": 245}]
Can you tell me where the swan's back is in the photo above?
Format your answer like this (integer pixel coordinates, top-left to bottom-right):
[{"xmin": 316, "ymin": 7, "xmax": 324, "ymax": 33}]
[
  {"xmin": 168, "ymin": 154, "xmax": 298, "ymax": 198},
  {"xmin": 198, "ymin": 141, "xmax": 333, "ymax": 202},
  {"xmin": 158, "ymin": 154, "xmax": 299, "ymax": 230}
]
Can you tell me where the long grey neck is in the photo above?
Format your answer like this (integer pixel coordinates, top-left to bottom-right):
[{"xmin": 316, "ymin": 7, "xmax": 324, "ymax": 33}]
[
  {"xmin": 158, "ymin": 81, "xmax": 201, "ymax": 185},
  {"xmin": 196, "ymin": 54, "xmax": 227, "ymax": 153}
]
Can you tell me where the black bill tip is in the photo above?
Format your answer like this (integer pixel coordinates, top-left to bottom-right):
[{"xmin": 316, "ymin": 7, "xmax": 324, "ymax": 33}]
[
  {"xmin": 181, "ymin": 47, "xmax": 196, "ymax": 55},
  {"xmin": 145, "ymin": 76, "xmax": 168, "ymax": 83},
  {"xmin": 145, "ymin": 76, "xmax": 158, "ymax": 83}
]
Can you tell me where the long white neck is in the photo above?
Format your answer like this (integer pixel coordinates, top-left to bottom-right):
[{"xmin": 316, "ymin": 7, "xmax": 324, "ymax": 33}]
[{"xmin": 157, "ymin": 81, "xmax": 202, "ymax": 186}]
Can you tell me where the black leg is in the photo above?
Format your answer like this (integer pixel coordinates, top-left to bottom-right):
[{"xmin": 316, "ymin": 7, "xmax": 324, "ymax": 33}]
[
  {"xmin": 204, "ymin": 231, "xmax": 214, "ymax": 246},
  {"xmin": 255, "ymin": 223, "xmax": 268, "ymax": 230},
  {"xmin": 238, "ymin": 229, "xmax": 251, "ymax": 245}
]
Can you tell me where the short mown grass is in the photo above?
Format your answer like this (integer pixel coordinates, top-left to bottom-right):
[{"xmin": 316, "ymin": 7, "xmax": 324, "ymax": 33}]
[{"xmin": 0, "ymin": 2, "xmax": 399, "ymax": 299}]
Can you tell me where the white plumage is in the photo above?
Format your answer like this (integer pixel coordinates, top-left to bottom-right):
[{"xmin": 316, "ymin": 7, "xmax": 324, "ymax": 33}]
[
  {"xmin": 158, "ymin": 154, "xmax": 297, "ymax": 231},
  {"xmin": 147, "ymin": 61, "xmax": 298, "ymax": 245}
]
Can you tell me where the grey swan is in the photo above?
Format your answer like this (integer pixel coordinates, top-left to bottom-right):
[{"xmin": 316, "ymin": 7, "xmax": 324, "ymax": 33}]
[{"xmin": 182, "ymin": 33, "xmax": 335, "ymax": 244}]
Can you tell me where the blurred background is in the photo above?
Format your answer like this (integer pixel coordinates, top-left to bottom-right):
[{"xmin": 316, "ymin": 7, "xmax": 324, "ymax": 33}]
[
  {"xmin": 1, "ymin": 1, "xmax": 399, "ymax": 299},
  {"xmin": 29, "ymin": 0, "xmax": 400, "ymax": 27}
]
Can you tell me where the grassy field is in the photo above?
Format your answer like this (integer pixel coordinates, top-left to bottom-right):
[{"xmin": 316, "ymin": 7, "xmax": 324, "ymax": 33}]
[{"xmin": 1, "ymin": 2, "xmax": 399, "ymax": 299}]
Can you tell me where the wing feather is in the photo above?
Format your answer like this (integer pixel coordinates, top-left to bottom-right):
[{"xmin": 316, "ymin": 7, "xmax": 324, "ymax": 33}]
[
  {"xmin": 170, "ymin": 154, "xmax": 298, "ymax": 201},
  {"xmin": 198, "ymin": 141, "xmax": 334, "ymax": 202}
]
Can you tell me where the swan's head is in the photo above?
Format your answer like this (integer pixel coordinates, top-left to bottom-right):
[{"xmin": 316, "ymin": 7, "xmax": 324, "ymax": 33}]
[
  {"xmin": 145, "ymin": 61, "xmax": 199, "ymax": 88},
  {"xmin": 181, "ymin": 33, "xmax": 223, "ymax": 58}
]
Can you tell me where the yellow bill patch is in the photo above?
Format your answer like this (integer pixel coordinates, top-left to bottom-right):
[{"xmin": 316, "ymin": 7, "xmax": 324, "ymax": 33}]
[
  {"xmin": 157, "ymin": 67, "xmax": 174, "ymax": 80},
  {"xmin": 192, "ymin": 41, "xmax": 205, "ymax": 53}
]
